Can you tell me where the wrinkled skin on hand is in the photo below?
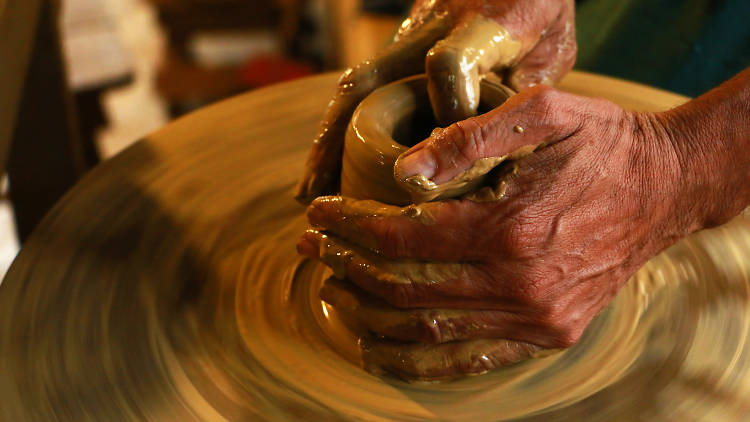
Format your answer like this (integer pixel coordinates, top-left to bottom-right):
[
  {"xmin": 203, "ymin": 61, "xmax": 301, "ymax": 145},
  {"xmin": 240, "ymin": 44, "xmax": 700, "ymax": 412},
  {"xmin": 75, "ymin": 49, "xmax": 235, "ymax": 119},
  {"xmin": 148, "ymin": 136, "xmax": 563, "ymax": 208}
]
[
  {"xmin": 295, "ymin": 0, "xmax": 577, "ymax": 203},
  {"xmin": 298, "ymin": 86, "xmax": 697, "ymax": 379}
]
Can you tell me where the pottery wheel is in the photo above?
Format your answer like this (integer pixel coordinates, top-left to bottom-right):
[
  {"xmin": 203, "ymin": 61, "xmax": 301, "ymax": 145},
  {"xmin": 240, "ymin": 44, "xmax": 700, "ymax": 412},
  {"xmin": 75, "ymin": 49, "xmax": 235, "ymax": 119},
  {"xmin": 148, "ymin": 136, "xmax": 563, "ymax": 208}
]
[{"xmin": 2, "ymin": 72, "xmax": 750, "ymax": 421}]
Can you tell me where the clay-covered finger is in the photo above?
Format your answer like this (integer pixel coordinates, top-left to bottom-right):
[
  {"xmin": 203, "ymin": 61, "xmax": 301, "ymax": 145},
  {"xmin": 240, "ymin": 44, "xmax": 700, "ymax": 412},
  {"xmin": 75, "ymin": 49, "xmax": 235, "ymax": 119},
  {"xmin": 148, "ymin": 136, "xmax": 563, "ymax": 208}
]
[
  {"xmin": 425, "ymin": 14, "xmax": 522, "ymax": 126},
  {"xmin": 299, "ymin": 230, "xmax": 501, "ymax": 309},
  {"xmin": 294, "ymin": 16, "xmax": 452, "ymax": 203},
  {"xmin": 306, "ymin": 196, "xmax": 491, "ymax": 261},
  {"xmin": 320, "ymin": 277, "xmax": 566, "ymax": 346},
  {"xmin": 504, "ymin": 6, "xmax": 576, "ymax": 90},
  {"xmin": 362, "ymin": 336, "xmax": 542, "ymax": 381}
]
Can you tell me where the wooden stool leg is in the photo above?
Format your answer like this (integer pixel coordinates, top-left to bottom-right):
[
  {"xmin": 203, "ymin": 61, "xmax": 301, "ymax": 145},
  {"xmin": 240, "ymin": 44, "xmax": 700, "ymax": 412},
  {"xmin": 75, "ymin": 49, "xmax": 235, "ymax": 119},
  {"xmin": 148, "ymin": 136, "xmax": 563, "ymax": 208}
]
[{"xmin": 8, "ymin": 0, "xmax": 89, "ymax": 242}]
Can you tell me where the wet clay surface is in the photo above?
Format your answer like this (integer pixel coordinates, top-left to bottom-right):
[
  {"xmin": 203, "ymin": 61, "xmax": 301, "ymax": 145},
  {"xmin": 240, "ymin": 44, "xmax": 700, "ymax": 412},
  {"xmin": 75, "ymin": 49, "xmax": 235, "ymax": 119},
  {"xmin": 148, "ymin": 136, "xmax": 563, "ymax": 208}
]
[
  {"xmin": 342, "ymin": 75, "xmax": 515, "ymax": 206},
  {"xmin": 426, "ymin": 15, "xmax": 520, "ymax": 126},
  {"xmin": 2, "ymin": 73, "xmax": 750, "ymax": 420}
]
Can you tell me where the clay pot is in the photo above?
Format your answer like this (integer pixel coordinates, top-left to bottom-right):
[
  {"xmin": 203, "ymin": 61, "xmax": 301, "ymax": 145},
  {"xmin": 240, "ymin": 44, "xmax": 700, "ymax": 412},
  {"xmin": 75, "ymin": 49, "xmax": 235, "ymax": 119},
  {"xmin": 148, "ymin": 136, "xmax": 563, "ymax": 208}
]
[{"xmin": 341, "ymin": 74, "xmax": 514, "ymax": 205}]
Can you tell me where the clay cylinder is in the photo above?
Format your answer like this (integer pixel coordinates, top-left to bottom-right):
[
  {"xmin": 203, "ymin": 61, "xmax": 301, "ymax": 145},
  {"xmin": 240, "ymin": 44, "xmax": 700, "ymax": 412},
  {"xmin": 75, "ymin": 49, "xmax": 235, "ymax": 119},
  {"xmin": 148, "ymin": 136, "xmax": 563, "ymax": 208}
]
[{"xmin": 341, "ymin": 75, "xmax": 514, "ymax": 206}]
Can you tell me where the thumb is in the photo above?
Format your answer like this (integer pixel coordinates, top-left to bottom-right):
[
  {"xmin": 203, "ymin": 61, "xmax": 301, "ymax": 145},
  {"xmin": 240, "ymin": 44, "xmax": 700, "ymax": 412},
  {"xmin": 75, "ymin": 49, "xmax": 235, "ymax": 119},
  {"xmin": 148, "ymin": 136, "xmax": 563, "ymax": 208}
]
[{"xmin": 394, "ymin": 86, "xmax": 580, "ymax": 186}]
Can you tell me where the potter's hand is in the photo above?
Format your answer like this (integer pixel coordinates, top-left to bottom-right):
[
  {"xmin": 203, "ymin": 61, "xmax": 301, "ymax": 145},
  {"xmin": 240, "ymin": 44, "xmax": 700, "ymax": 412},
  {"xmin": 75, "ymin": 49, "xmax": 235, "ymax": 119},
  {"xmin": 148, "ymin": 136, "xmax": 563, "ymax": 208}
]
[
  {"xmin": 295, "ymin": 0, "xmax": 577, "ymax": 204},
  {"xmin": 299, "ymin": 67, "xmax": 750, "ymax": 378},
  {"xmin": 298, "ymin": 86, "xmax": 701, "ymax": 377}
]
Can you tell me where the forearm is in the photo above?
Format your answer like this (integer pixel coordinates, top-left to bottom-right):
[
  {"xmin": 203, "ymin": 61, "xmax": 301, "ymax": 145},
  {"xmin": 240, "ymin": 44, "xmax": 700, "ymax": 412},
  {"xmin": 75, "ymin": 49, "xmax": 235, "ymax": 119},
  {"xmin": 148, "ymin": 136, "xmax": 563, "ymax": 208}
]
[{"xmin": 658, "ymin": 67, "xmax": 750, "ymax": 231}]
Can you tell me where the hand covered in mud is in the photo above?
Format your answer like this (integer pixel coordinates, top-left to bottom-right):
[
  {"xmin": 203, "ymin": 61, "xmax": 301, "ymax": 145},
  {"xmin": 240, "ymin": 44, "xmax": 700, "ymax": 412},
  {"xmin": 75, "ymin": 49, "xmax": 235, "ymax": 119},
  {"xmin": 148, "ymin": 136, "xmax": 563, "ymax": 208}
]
[
  {"xmin": 298, "ymin": 86, "xmax": 696, "ymax": 379},
  {"xmin": 295, "ymin": 0, "xmax": 577, "ymax": 203}
]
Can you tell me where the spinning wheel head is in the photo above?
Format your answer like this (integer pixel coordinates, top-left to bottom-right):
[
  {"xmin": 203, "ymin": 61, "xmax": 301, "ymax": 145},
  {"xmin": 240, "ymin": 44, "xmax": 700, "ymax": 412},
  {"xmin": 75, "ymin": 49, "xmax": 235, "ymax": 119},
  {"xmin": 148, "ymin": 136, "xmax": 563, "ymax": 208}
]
[{"xmin": 3, "ymin": 73, "xmax": 749, "ymax": 421}]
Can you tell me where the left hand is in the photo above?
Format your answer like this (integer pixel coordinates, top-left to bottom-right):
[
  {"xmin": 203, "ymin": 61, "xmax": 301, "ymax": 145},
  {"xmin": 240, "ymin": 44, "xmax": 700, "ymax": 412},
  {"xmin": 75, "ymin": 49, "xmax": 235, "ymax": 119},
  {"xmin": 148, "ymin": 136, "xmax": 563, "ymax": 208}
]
[{"xmin": 297, "ymin": 86, "xmax": 695, "ymax": 377}]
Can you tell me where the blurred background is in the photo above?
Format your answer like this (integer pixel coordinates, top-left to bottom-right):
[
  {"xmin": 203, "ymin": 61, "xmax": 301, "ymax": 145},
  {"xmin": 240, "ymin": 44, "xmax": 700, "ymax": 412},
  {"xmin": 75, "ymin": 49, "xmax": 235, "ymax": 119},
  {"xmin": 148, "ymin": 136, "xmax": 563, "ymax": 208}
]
[{"xmin": 0, "ymin": 0, "xmax": 412, "ymax": 278}]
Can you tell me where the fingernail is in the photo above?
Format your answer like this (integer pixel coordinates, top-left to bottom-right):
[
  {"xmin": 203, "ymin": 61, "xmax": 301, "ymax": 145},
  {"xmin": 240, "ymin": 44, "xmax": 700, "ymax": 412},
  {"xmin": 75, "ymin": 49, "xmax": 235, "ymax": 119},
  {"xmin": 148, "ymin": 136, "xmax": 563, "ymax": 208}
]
[{"xmin": 396, "ymin": 149, "xmax": 436, "ymax": 180}]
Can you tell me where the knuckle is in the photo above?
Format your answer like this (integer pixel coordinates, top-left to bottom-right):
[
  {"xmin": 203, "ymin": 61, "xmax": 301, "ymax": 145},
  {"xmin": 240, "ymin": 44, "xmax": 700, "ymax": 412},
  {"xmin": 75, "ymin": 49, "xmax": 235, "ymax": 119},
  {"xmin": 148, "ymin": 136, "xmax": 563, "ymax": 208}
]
[
  {"xmin": 432, "ymin": 120, "xmax": 485, "ymax": 171},
  {"xmin": 535, "ymin": 303, "xmax": 582, "ymax": 348},
  {"xmin": 439, "ymin": 122, "xmax": 464, "ymax": 146},
  {"xmin": 523, "ymin": 86, "xmax": 581, "ymax": 130},
  {"xmin": 453, "ymin": 118, "xmax": 487, "ymax": 159},
  {"xmin": 528, "ymin": 85, "xmax": 559, "ymax": 110}
]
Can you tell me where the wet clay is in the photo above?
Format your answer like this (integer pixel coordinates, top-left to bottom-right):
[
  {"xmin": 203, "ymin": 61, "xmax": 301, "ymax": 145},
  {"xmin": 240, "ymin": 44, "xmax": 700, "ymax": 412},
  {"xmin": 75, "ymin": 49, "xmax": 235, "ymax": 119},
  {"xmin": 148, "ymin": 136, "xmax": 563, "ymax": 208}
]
[
  {"xmin": 4, "ymin": 73, "xmax": 750, "ymax": 420},
  {"xmin": 361, "ymin": 337, "xmax": 541, "ymax": 382},
  {"xmin": 395, "ymin": 142, "xmax": 541, "ymax": 204},
  {"xmin": 426, "ymin": 15, "xmax": 521, "ymax": 126},
  {"xmin": 307, "ymin": 229, "xmax": 464, "ymax": 286},
  {"xmin": 295, "ymin": 15, "xmax": 452, "ymax": 202},
  {"xmin": 337, "ymin": 71, "xmax": 545, "ymax": 379},
  {"xmin": 341, "ymin": 74, "xmax": 515, "ymax": 205},
  {"xmin": 395, "ymin": 156, "xmax": 514, "ymax": 203}
]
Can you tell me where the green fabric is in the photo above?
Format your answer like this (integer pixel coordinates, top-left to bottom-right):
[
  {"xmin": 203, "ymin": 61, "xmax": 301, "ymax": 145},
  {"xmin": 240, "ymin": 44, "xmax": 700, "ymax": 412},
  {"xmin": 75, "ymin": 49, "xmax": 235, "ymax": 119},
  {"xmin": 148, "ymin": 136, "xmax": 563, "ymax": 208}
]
[{"xmin": 575, "ymin": 0, "xmax": 750, "ymax": 97}]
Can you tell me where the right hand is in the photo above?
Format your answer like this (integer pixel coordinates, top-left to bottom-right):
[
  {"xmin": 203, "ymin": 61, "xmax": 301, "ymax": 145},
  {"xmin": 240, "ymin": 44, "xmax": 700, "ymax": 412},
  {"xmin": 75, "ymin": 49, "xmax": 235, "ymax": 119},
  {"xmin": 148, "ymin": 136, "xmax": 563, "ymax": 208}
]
[
  {"xmin": 294, "ymin": 0, "xmax": 578, "ymax": 204},
  {"xmin": 298, "ymin": 85, "xmax": 692, "ymax": 378}
]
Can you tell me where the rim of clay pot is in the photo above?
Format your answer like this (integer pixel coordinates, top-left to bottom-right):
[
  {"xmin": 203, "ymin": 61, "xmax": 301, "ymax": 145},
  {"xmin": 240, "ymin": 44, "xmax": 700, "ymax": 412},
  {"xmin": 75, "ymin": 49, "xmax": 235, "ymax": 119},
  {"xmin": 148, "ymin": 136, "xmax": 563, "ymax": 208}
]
[{"xmin": 341, "ymin": 74, "xmax": 514, "ymax": 205}]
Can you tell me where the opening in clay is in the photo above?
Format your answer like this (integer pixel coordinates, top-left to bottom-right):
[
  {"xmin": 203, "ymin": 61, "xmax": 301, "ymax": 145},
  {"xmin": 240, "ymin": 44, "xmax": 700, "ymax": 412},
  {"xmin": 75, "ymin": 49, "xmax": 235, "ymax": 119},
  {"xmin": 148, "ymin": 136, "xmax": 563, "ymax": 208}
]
[{"xmin": 392, "ymin": 103, "xmax": 496, "ymax": 148}]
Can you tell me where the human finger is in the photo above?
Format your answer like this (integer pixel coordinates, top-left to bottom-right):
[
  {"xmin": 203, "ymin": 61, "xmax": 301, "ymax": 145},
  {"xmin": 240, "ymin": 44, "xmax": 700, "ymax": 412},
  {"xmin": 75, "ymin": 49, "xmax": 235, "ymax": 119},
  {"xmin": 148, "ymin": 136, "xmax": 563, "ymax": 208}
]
[
  {"xmin": 320, "ymin": 277, "xmax": 577, "ymax": 348},
  {"xmin": 294, "ymin": 16, "xmax": 451, "ymax": 203},
  {"xmin": 306, "ymin": 196, "xmax": 491, "ymax": 261},
  {"xmin": 362, "ymin": 336, "xmax": 541, "ymax": 381},
  {"xmin": 504, "ymin": 6, "xmax": 576, "ymax": 90},
  {"xmin": 425, "ymin": 14, "xmax": 523, "ymax": 126},
  {"xmin": 298, "ymin": 230, "xmax": 503, "ymax": 309}
]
